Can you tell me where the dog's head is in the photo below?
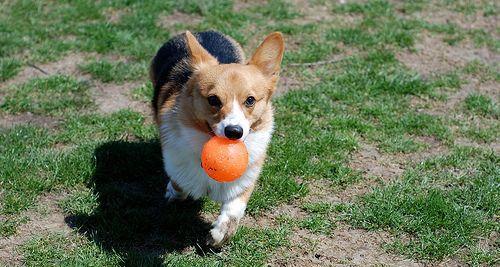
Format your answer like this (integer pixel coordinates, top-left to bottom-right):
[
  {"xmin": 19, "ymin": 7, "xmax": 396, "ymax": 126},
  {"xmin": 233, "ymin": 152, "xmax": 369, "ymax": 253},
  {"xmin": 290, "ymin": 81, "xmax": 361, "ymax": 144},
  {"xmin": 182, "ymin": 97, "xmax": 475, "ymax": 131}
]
[{"xmin": 184, "ymin": 31, "xmax": 285, "ymax": 141}]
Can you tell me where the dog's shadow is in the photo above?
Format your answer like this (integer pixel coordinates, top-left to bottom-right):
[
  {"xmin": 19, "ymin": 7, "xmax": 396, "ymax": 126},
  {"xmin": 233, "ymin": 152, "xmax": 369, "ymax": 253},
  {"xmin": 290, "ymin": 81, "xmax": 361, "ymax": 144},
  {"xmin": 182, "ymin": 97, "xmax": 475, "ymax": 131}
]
[{"xmin": 65, "ymin": 140, "xmax": 212, "ymax": 265}]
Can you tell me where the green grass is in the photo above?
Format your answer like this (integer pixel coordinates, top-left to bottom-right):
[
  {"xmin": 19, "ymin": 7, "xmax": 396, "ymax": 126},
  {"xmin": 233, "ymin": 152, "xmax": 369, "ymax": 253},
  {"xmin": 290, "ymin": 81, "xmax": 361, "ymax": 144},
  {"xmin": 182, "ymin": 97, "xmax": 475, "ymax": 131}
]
[
  {"xmin": 300, "ymin": 202, "xmax": 336, "ymax": 235},
  {"xmin": 0, "ymin": 216, "xmax": 28, "ymax": 237},
  {"xmin": 0, "ymin": 75, "xmax": 93, "ymax": 115},
  {"xmin": 347, "ymin": 147, "xmax": 499, "ymax": 262},
  {"xmin": 21, "ymin": 233, "xmax": 122, "ymax": 266},
  {"xmin": 255, "ymin": 0, "xmax": 300, "ymax": 20},
  {"xmin": 431, "ymin": 71, "xmax": 462, "ymax": 89},
  {"xmin": 79, "ymin": 59, "xmax": 147, "ymax": 83},
  {"xmin": 300, "ymin": 214, "xmax": 334, "ymax": 235},
  {"xmin": 462, "ymin": 60, "xmax": 500, "ymax": 82},
  {"xmin": 0, "ymin": 58, "xmax": 22, "ymax": 81},
  {"xmin": 464, "ymin": 93, "xmax": 498, "ymax": 118},
  {"xmin": 58, "ymin": 187, "xmax": 99, "ymax": 216},
  {"xmin": 162, "ymin": 226, "xmax": 290, "ymax": 266},
  {"xmin": 330, "ymin": 0, "xmax": 419, "ymax": 49},
  {"xmin": 461, "ymin": 123, "xmax": 499, "ymax": 143},
  {"xmin": 0, "ymin": 0, "xmax": 498, "ymax": 266},
  {"xmin": 0, "ymin": 126, "xmax": 94, "ymax": 215},
  {"xmin": 21, "ymin": 225, "xmax": 290, "ymax": 266},
  {"xmin": 132, "ymin": 82, "xmax": 154, "ymax": 101},
  {"xmin": 56, "ymin": 110, "xmax": 156, "ymax": 143}
]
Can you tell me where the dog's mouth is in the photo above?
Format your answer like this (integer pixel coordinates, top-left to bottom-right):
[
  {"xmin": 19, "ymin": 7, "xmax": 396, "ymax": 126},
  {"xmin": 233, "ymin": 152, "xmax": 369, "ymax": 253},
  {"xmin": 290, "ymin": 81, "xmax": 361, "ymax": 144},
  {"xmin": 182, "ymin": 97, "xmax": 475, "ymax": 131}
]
[{"xmin": 205, "ymin": 121, "xmax": 215, "ymax": 137}]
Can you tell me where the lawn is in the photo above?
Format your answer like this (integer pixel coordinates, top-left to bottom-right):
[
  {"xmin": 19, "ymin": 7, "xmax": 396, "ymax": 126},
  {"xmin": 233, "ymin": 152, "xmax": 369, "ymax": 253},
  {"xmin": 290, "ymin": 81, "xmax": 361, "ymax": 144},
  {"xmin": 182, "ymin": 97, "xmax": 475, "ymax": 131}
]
[{"xmin": 0, "ymin": 0, "xmax": 498, "ymax": 266}]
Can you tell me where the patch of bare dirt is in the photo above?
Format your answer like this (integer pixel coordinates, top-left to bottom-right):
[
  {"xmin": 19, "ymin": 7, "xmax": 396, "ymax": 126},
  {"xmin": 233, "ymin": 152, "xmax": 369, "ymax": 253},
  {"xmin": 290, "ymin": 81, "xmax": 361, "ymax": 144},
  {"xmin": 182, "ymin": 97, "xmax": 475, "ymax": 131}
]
[
  {"xmin": 245, "ymin": 201, "xmax": 419, "ymax": 266},
  {"xmin": 338, "ymin": 143, "xmax": 406, "ymax": 201},
  {"xmin": 156, "ymin": 11, "xmax": 203, "ymax": 31},
  {"xmin": 455, "ymin": 137, "xmax": 500, "ymax": 153},
  {"xmin": 349, "ymin": 143, "xmax": 405, "ymax": 180},
  {"xmin": 0, "ymin": 113, "xmax": 60, "ymax": 129},
  {"xmin": 393, "ymin": 0, "xmax": 499, "ymax": 34},
  {"xmin": 397, "ymin": 33, "xmax": 499, "ymax": 77},
  {"xmin": 0, "ymin": 52, "xmax": 152, "ymax": 127},
  {"xmin": 302, "ymin": 179, "xmax": 343, "ymax": 205},
  {"xmin": 0, "ymin": 193, "xmax": 71, "ymax": 266},
  {"xmin": 415, "ymin": 7, "xmax": 498, "ymax": 34},
  {"xmin": 244, "ymin": 203, "xmax": 307, "ymax": 228},
  {"xmin": 275, "ymin": 74, "xmax": 302, "ymax": 97},
  {"xmin": 412, "ymin": 78, "xmax": 499, "ymax": 117},
  {"xmin": 233, "ymin": 0, "xmax": 266, "ymax": 12},
  {"xmin": 409, "ymin": 136, "xmax": 449, "ymax": 162},
  {"xmin": 90, "ymin": 81, "xmax": 151, "ymax": 116},
  {"xmin": 341, "ymin": 136, "xmax": 450, "ymax": 202},
  {"xmin": 290, "ymin": 0, "xmax": 360, "ymax": 26},
  {"xmin": 1, "ymin": 53, "xmax": 90, "ymax": 89},
  {"xmin": 235, "ymin": 0, "xmax": 353, "ymax": 25},
  {"xmin": 103, "ymin": 7, "xmax": 129, "ymax": 24},
  {"xmin": 269, "ymin": 223, "xmax": 422, "ymax": 266},
  {"xmin": 266, "ymin": 66, "xmax": 463, "ymax": 266},
  {"xmin": 290, "ymin": 0, "xmax": 334, "ymax": 24},
  {"xmin": 200, "ymin": 202, "xmax": 307, "ymax": 231}
]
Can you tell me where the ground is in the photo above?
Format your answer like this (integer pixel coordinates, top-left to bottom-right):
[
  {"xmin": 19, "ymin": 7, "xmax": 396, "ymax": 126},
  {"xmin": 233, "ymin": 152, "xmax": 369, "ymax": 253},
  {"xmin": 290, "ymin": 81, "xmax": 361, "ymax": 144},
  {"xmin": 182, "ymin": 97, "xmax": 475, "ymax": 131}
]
[{"xmin": 0, "ymin": 0, "xmax": 498, "ymax": 266}]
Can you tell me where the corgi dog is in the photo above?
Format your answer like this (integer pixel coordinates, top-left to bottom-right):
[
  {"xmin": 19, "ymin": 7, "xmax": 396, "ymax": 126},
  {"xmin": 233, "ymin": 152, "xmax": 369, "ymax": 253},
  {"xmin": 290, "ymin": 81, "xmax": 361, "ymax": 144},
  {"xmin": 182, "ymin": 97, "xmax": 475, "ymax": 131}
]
[{"xmin": 150, "ymin": 30, "xmax": 285, "ymax": 247}]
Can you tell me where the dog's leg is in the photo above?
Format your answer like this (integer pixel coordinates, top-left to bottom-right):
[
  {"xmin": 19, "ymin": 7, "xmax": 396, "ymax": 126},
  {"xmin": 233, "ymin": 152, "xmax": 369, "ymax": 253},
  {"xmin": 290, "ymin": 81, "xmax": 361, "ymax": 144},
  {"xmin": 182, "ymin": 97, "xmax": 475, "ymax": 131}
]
[
  {"xmin": 207, "ymin": 184, "xmax": 254, "ymax": 247},
  {"xmin": 164, "ymin": 180, "xmax": 187, "ymax": 202}
]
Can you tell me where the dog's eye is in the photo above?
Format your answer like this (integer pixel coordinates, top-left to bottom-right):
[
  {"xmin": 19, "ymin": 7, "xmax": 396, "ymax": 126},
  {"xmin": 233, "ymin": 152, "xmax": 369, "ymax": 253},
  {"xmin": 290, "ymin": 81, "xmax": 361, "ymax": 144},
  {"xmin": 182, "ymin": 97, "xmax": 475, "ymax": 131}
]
[
  {"xmin": 207, "ymin": 95, "xmax": 222, "ymax": 108},
  {"xmin": 244, "ymin": 96, "xmax": 256, "ymax": 107}
]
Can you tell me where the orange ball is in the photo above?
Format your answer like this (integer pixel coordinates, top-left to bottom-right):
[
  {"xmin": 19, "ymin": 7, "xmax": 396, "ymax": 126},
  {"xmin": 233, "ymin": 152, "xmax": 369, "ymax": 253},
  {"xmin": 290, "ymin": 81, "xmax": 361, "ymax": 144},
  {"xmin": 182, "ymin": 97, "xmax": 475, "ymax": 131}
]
[{"xmin": 201, "ymin": 136, "xmax": 249, "ymax": 183}]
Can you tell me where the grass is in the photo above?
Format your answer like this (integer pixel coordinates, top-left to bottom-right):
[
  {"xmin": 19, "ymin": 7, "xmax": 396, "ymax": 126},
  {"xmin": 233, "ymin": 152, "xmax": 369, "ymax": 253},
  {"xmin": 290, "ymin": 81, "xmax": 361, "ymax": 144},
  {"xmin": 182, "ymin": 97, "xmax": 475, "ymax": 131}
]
[
  {"xmin": 300, "ymin": 202, "xmax": 336, "ymax": 235},
  {"xmin": 79, "ymin": 59, "xmax": 147, "ymax": 83},
  {"xmin": 0, "ymin": 58, "xmax": 22, "ymax": 81},
  {"xmin": 58, "ymin": 187, "xmax": 99, "ymax": 216},
  {"xmin": 464, "ymin": 93, "xmax": 498, "ymax": 118},
  {"xmin": 0, "ymin": 216, "xmax": 28, "ymax": 237},
  {"xmin": 21, "ymin": 221, "xmax": 290, "ymax": 266},
  {"xmin": 132, "ymin": 82, "xmax": 154, "ymax": 102},
  {"xmin": 256, "ymin": 0, "xmax": 300, "ymax": 20},
  {"xmin": 461, "ymin": 123, "xmax": 499, "ymax": 143},
  {"xmin": 347, "ymin": 147, "xmax": 499, "ymax": 261},
  {"xmin": 462, "ymin": 60, "xmax": 500, "ymax": 82},
  {"xmin": 0, "ymin": 0, "xmax": 498, "ymax": 266},
  {"xmin": 329, "ymin": 0, "xmax": 419, "ymax": 49},
  {"xmin": 0, "ymin": 75, "xmax": 93, "ymax": 115},
  {"xmin": 21, "ymin": 233, "xmax": 122, "ymax": 266}
]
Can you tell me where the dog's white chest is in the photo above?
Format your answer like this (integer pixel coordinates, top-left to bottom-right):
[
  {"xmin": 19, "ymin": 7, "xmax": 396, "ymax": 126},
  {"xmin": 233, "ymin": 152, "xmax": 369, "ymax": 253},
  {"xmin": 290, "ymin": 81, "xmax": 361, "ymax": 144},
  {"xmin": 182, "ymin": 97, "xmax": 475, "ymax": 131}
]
[{"xmin": 159, "ymin": 113, "xmax": 271, "ymax": 202}]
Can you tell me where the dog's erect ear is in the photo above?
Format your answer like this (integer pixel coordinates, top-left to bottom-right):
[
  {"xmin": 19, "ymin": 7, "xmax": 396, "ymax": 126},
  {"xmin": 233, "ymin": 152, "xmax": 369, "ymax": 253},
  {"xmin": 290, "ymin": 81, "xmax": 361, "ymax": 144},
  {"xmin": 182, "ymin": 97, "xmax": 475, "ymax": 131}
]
[
  {"xmin": 185, "ymin": 31, "xmax": 218, "ymax": 69},
  {"xmin": 249, "ymin": 32, "xmax": 285, "ymax": 79}
]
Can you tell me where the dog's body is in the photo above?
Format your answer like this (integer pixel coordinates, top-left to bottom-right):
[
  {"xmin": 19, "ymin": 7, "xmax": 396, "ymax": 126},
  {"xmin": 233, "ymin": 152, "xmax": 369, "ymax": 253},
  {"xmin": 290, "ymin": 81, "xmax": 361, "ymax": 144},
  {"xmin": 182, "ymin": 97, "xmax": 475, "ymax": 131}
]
[{"xmin": 151, "ymin": 30, "xmax": 284, "ymax": 246}]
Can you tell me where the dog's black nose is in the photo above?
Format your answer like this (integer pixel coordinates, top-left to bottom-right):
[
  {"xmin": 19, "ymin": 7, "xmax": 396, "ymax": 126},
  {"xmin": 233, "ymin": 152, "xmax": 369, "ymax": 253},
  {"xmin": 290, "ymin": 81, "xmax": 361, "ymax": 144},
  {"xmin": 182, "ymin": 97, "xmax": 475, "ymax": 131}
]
[{"xmin": 224, "ymin": 125, "xmax": 243, "ymax": 140}]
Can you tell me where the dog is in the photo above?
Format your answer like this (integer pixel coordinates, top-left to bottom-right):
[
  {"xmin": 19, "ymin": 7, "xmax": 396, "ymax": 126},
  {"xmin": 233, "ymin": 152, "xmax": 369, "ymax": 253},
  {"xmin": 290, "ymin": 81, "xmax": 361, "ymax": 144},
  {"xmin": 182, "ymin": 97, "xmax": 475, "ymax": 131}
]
[{"xmin": 150, "ymin": 30, "xmax": 284, "ymax": 247}]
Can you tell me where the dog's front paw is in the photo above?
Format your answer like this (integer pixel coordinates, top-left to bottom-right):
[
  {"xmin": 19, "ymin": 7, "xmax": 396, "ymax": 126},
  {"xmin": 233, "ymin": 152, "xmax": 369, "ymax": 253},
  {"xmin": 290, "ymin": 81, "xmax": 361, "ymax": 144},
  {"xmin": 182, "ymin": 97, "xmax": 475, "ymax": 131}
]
[
  {"xmin": 206, "ymin": 227, "xmax": 226, "ymax": 248},
  {"xmin": 206, "ymin": 217, "xmax": 239, "ymax": 248}
]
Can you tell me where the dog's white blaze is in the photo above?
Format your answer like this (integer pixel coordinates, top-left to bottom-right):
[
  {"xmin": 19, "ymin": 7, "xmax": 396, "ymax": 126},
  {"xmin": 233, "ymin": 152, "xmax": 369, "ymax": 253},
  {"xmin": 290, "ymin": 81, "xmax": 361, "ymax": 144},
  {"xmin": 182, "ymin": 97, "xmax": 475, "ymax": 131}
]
[{"xmin": 215, "ymin": 98, "xmax": 250, "ymax": 140}]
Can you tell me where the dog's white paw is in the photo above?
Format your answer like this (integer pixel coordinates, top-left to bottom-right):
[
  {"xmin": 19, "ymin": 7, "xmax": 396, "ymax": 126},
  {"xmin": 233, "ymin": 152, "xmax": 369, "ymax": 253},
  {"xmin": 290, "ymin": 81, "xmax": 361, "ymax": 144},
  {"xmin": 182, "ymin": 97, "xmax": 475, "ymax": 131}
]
[
  {"xmin": 206, "ymin": 217, "xmax": 239, "ymax": 247},
  {"xmin": 207, "ymin": 227, "xmax": 226, "ymax": 247}
]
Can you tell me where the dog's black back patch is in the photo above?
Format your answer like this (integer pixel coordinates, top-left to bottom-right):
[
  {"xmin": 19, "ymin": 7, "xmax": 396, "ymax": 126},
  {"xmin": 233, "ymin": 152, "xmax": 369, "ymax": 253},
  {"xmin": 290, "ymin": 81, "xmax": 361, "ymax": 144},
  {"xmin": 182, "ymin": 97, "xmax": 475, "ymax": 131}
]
[{"xmin": 151, "ymin": 31, "xmax": 243, "ymax": 114}]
